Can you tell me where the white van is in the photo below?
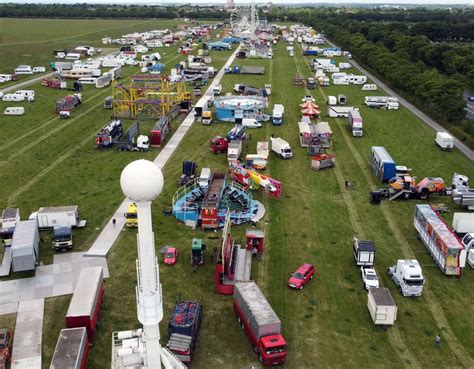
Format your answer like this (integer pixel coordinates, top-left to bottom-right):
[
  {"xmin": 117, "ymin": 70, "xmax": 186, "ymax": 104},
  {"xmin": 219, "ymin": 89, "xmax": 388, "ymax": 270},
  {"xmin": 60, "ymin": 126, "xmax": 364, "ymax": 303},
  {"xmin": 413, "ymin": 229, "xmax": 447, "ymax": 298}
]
[
  {"xmin": 2, "ymin": 94, "xmax": 24, "ymax": 102},
  {"xmin": 32, "ymin": 66, "xmax": 46, "ymax": 73},
  {"xmin": 199, "ymin": 168, "xmax": 212, "ymax": 187},
  {"xmin": 0, "ymin": 74, "xmax": 12, "ymax": 82},
  {"xmin": 242, "ymin": 118, "xmax": 262, "ymax": 129},
  {"xmin": 78, "ymin": 77, "xmax": 97, "ymax": 85},
  {"xmin": 4, "ymin": 107, "xmax": 25, "ymax": 116},
  {"xmin": 362, "ymin": 84, "xmax": 378, "ymax": 91}
]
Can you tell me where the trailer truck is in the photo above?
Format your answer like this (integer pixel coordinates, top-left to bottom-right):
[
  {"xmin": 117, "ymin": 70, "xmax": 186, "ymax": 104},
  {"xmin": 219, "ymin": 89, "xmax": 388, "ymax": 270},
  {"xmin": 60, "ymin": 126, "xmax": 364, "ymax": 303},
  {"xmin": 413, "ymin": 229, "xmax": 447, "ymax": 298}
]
[
  {"xmin": 348, "ymin": 109, "xmax": 363, "ymax": 137},
  {"xmin": 272, "ymin": 104, "xmax": 285, "ymax": 125},
  {"xmin": 234, "ymin": 281, "xmax": 287, "ymax": 366},
  {"xmin": 166, "ymin": 301, "xmax": 203, "ymax": 364},
  {"xmin": 388, "ymin": 259, "xmax": 424, "ymax": 296},
  {"xmin": 66, "ymin": 266, "xmax": 104, "ymax": 342},
  {"xmin": 270, "ymin": 137, "xmax": 292, "ymax": 159}
]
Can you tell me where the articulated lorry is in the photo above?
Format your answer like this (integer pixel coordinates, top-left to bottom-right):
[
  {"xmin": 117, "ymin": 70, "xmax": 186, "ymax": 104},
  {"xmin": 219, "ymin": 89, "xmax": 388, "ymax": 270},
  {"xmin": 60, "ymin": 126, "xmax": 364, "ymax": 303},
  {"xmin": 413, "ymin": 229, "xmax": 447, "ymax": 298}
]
[
  {"xmin": 388, "ymin": 259, "xmax": 424, "ymax": 297},
  {"xmin": 234, "ymin": 281, "xmax": 287, "ymax": 366},
  {"xmin": 348, "ymin": 109, "xmax": 363, "ymax": 137},
  {"xmin": 166, "ymin": 301, "xmax": 203, "ymax": 364}
]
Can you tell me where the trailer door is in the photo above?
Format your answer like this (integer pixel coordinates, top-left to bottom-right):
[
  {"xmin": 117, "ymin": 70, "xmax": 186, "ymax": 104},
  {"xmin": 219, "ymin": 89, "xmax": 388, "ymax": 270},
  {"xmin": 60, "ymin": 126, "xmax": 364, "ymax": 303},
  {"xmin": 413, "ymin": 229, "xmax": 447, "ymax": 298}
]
[{"xmin": 41, "ymin": 215, "xmax": 49, "ymax": 228}]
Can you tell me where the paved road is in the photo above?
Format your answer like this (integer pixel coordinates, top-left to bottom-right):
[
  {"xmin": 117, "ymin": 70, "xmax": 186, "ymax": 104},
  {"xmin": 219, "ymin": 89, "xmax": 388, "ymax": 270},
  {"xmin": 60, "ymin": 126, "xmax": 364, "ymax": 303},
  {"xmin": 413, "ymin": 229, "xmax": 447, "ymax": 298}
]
[
  {"xmin": 86, "ymin": 45, "xmax": 242, "ymax": 257},
  {"xmin": 323, "ymin": 37, "xmax": 474, "ymax": 161}
]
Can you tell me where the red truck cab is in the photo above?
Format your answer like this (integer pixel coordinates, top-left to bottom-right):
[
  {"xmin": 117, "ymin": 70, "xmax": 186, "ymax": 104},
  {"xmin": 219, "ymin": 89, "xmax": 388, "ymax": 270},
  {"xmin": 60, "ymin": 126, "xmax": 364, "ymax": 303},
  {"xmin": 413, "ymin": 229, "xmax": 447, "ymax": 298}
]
[
  {"xmin": 210, "ymin": 136, "xmax": 228, "ymax": 154},
  {"xmin": 234, "ymin": 282, "xmax": 287, "ymax": 366}
]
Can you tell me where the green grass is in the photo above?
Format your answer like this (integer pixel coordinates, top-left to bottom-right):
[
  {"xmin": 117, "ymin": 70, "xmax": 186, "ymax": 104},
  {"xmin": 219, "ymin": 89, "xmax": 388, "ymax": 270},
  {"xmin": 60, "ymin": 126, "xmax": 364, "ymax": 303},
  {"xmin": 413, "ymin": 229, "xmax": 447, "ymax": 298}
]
[{"xmin": 0, "ymin": 19, "xmax": 473, "ymax": 369}]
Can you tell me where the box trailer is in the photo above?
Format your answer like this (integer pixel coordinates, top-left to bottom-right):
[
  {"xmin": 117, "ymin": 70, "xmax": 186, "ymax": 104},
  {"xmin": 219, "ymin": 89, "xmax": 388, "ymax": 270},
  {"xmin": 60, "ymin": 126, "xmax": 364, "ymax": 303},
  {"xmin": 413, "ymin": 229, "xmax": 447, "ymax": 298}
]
[
  {"xmin": 353, "ymin": 238, "xmax": 375, "ymax": 267},
  {"xmin": 30, "ymin": 206, "xmax": 86, "ymax": 229},
  {"xmin": 66, "ymin": 266, "xmax": 104, "ymax": 342},
  {"xmin": 371, "ymin": 146, "xmax": 396, "ymax": 182},
  {"xmin": 435, "ymin": 132, "xmax": 454, "ymax": 151},
  {"xmin": 452, "ymin": 213, "xmax": 474, "ymax": 235},
  {"xmin": 368, "ymin": 287, "xmax": 397, "ymax": 327},
  {"xmin": 234, "ymin": 282, "xmax": 287, "ymax": 366},
  {"xmin": 328, "ymin": 106, "xmax": 354, "ymax": 118},
  {"xmin": 166, "ymin": 301, "xmax": 203, "ymax": 363},
  {"xmin": 50, "ymin": 327, "xmax": 89, "ymax": 369},
  {"xmin": 11, "ymin": 220, "xmax": 39, "ymax": 272},
  {"xmin": 414, "ymin": 205, "xmax": 466, "ymax": 277},
  {"xmin": 150, "ymin": 116, "xmax": 171, "ymax": 147},
  {"xmin": 0, "ymin": 208, "xmax": 20, "ymax": 246}
]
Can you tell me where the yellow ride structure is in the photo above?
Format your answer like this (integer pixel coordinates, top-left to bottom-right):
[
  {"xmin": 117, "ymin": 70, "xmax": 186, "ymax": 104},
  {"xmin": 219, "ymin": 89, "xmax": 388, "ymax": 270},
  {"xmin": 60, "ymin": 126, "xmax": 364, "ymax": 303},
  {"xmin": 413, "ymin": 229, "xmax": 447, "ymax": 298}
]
[{"xmin": 113, "ymin": 74, "xmax": 191, "ymax": 119}]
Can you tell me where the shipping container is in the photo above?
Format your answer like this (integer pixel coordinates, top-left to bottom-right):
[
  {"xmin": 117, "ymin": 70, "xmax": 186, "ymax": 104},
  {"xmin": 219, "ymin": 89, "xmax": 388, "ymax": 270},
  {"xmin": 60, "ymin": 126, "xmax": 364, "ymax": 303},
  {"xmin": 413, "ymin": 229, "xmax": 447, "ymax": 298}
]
[
  {"xmin": 50, "ymin": 327, "xmax": 89, "ymax": 369},
  {"xmin": 367, "ymin": 288, "xmax": 397, "ymax": 326},
  {"xmin": 66, "ymin": 267, "xmax": 104, "ymax": 341},
  {"xmin": 11, "ymin": 220, "xmax": 39, "ymax": 272}
]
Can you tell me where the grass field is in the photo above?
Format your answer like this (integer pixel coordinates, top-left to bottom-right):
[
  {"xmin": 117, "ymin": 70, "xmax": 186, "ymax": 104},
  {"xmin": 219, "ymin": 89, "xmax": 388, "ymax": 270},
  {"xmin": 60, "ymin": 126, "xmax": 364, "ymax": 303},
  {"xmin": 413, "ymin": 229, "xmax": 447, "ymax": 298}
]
[
  {"xmin": 0, "ymin": 19, "xmax": 474, "ymax": 369},
  {"xmin": 0, "ymin": 18, "xmax": 181, "ymax": 87}
]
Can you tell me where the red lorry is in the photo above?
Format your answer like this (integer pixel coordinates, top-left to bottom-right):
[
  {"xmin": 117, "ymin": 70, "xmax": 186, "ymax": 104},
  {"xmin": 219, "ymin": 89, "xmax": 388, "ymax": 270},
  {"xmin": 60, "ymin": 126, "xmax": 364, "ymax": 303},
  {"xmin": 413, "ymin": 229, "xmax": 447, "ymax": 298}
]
[
  {"xmin": 210, "ymin": 136, "xmax": 228, "ymax": 154},
  {"xmin": 65, "ymin": 266, "xmax": 104, "ymax": 342},
  {"xmin": 234, "ymin": 281, "xmax": 287, "ymax": 366}
]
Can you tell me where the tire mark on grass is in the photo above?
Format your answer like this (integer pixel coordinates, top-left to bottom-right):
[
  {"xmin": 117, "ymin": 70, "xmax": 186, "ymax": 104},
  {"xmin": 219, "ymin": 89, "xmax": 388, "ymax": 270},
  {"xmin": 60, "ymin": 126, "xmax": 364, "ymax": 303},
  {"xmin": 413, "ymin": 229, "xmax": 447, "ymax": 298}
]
[
  {"xmin": 0, "ymin": 89, "xmax": 107, "ymax": 156},
  {"xmin": 7, "ymin": 132, "xmax": 93, "ymax": 206},
  {"xmin": 296, "ymin": 43, "xmax": 421, "ymax": 368},
  {"xmin": 0, "ymin": 97, "xmax": 104, "ymax": 167}
]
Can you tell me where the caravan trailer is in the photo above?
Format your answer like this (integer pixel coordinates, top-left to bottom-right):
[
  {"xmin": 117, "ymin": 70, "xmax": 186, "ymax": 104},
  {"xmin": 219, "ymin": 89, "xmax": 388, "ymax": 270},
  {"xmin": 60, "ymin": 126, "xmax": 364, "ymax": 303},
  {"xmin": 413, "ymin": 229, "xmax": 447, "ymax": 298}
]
[
  {"xmin": 362, "ymin": 84, "xmax": 378, "ymax": 91},
  {"xmin": 14, "ymin": 65, "xmax": 33, "ymax": 74},
  {"xmin": 4, "ymin": 107, "xmax": 25, "ymax": 116}
]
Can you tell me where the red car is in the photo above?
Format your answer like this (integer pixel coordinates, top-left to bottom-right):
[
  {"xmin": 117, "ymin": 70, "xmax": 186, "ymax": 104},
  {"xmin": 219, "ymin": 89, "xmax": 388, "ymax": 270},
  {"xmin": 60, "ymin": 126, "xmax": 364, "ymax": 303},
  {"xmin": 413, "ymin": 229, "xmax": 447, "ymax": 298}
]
[
  {"xmin": 164, "ymin": 247, "xmax": 178, "ymax": 265},
  {"xmin": 288, "ymin": 263, "xmax": 315, "ymax": 290}
]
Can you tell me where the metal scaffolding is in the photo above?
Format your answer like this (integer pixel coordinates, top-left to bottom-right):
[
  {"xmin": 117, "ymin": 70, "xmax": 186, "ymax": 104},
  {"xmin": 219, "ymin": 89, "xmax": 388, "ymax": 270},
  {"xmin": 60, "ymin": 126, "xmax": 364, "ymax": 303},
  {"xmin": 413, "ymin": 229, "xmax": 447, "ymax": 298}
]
[{"xmin": 113, "ymin": 75, "xmax": 191, "ymax": 119}]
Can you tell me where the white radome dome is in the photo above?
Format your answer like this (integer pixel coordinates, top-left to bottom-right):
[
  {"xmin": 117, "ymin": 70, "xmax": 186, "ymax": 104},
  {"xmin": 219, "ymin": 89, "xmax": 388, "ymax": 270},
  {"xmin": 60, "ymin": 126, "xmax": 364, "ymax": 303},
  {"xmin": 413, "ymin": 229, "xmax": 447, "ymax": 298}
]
[{"xmin": 120, "ymin": 160, "xmax": 164, "ymax": 202}]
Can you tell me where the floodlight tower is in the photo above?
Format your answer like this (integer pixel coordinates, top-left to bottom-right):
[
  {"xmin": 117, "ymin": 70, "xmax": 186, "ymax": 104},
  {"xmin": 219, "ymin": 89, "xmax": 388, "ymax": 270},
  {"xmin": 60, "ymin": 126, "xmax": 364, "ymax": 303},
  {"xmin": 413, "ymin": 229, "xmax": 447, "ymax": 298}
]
[{"xmin": 120, "ymin": 160, "xmax": 172, "ymax": 368}]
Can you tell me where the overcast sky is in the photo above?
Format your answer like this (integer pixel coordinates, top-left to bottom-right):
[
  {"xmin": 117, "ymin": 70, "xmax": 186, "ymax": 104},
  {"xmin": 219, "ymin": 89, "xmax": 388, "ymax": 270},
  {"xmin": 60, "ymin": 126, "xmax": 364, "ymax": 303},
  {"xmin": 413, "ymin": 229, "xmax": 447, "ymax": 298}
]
[{"xmin": 0, "ymin": 0, "xmax": 472, "ymax": 4}]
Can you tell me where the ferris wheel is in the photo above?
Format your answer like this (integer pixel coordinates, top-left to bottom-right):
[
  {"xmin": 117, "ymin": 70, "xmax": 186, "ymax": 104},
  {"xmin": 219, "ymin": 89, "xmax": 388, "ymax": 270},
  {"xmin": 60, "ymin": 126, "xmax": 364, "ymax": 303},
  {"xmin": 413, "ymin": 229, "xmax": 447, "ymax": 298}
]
[{"xmin": 230, "ymin": 2, "xmax": 258, "ymax": 39}]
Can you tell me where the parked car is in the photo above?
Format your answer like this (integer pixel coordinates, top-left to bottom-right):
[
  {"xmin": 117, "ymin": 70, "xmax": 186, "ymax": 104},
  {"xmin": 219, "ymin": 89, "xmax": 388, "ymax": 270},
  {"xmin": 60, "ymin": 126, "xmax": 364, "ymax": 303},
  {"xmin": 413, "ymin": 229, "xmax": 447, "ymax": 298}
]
[
  {"xmin": 361, "ymin": 267, "xmax": 380, "ymax": 290},
  {"xmin": 468, "ymin": 96, "xmax": 474, "ymax": 102},
  {"xmin": 164, "ymin": 247, "xmax": 178, "ymax": 265},
  {"xmin": 288, "ymin": 263, "xmax": 315, "ymax": 290}
]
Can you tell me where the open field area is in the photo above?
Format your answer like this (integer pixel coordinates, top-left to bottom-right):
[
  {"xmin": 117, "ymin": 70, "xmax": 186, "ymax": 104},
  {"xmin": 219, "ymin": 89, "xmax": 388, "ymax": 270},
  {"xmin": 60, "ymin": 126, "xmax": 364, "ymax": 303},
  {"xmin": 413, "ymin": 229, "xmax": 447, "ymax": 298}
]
[
  {"xmin": 0, "ymin": 18, "xmax": 474, "ymax": 369},
  {"xmin": 0, "ymin": 18, "xmax": 180, "ymax": 87}
]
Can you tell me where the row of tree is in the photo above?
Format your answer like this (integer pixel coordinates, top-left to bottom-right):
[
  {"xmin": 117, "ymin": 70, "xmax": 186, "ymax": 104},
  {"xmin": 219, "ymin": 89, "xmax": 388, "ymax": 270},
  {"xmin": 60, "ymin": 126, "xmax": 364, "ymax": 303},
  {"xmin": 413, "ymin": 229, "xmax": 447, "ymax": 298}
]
[{"xmin": 282, "ymin": 8, "xmax": 470, "ymax": 135}]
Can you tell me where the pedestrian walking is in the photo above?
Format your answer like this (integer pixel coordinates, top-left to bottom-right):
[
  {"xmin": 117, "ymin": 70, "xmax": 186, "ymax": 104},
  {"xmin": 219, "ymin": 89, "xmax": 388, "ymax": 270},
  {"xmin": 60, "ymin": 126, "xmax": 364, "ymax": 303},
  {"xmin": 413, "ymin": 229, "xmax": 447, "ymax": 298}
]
[
  {"xmin": 112, "ymin": 218, "xmax": 116, "ymax": 226},
  {"xmin": 434, "ymin": 334, "xmax": 441, "ymax": 348},
  {"xmin": 345, "ymin": 180, "xmax": 349, "ymax": 189}
]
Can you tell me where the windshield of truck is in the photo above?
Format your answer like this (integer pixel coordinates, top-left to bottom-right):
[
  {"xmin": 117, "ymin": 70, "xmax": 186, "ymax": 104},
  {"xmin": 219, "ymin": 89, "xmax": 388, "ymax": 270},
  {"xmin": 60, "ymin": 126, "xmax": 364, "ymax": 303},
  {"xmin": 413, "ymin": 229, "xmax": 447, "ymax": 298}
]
[
  {"xmin": 54, "ymin": 235, "xmax": 71, "ymax": 242},
  {"xmin": 283, "ymin": 148, "xmax": 292, "ymax": 153},
  {"xmin": 463, "ymin": 234, "xmax": 473, "ymax": 246},
  {"xmin": 404, "ymin": 278, "xmax": 424, "ymax": 286},
  {"xmin": 265, "ymin": 345, "xmax": 287, "ymax": 355},
  {"xmin": 354, "ymin": 128, "xmax": 362, "ymax": 132},
  {"xmin": 126, "ymin": 213, "xmax": 137, "ymax": 219}
]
